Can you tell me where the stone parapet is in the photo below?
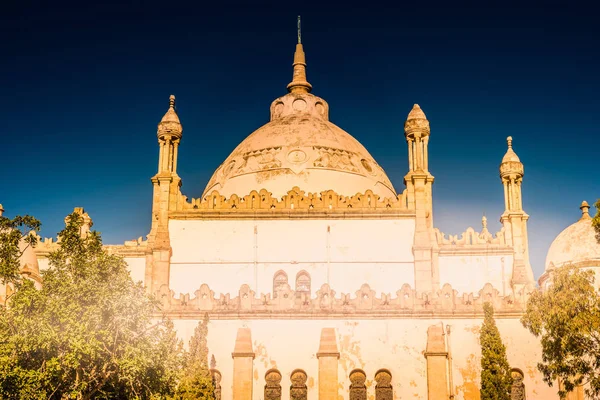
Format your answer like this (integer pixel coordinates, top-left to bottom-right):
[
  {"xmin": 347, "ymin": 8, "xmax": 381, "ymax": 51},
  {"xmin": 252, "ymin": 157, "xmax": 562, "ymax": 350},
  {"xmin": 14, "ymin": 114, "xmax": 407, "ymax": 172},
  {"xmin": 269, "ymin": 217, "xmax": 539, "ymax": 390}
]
[
  {"xmin": 172, "ymin": 187, "xmax": 410, "ymax": 215},
  {"xmin": 434, "ymin": 226, "xmax": 508, "ymax": 246},
  {"xmin": 155, "ymin": 281, "xmax": 529, "ymax": 317}
]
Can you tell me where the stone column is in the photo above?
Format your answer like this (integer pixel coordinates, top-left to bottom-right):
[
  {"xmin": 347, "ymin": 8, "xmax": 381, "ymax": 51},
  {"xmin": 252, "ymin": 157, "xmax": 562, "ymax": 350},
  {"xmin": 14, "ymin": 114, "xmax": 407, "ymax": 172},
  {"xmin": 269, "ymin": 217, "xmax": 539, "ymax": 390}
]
[
  {"xmin": 424, "ymin": 325, "xmax": 448, "ymax": 400},
  {"xmin": 316, "ymin": 328, "xmax": 339, "ymax": 400},
  {"xmin": 232, "ymin": 328, "xmax": 255, "ymax": 400}
]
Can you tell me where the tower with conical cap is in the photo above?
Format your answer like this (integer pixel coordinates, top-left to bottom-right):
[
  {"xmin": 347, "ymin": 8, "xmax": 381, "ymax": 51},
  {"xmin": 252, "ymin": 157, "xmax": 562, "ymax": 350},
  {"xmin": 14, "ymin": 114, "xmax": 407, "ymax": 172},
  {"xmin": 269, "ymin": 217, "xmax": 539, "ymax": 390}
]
[
  {"xmin": 499, "ymin": 136, "xmax": 535, "ymax": 293},
  {"xmin": 404, "ymin": 104, "xmax": 439, "ymax": 293},
  {"xmin": 146, "ymin": 95, "xmax": 183, "ymax": 294}
]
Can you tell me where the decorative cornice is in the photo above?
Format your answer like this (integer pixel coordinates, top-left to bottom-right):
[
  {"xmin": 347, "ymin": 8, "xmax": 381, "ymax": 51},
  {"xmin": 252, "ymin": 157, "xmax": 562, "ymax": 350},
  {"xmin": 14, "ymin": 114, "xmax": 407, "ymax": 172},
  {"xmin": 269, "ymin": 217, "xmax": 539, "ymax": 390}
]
[
  {"xmin": 172, "ymin": 187, "xmax": 410, "ymax": 218},
  {"xmin": 316, "ymin": 352, "xmax": 340, "ymax": 359},
  {"xmin": 423, "ymin": 351, "xmax": 448, "ymax": 358},
  {"xmin": 33, "ymin": 234, "xmax": 149, "ymax": 259},
  {"xmin": 154, "ymin": 281, "xmax": 531, "ymax": 318},
  {"xmin": 231, "ymin": 352, "xmax": 256, "ymax": 359}
]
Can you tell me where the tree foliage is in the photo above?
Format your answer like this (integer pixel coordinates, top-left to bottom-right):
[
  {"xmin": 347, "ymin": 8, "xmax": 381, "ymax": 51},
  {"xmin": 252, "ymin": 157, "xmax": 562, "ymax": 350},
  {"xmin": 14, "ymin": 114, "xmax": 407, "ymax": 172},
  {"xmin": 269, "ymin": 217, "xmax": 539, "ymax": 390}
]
[
  {"xmin": 480, "ymin": 302, "xmax": 512, "ymax": 400},
  {"xmin": 593, "ymin": 199, "xmax": 600, "ymax": 243},
  {"xmin": 522, "ymin": 265, "xmax": 600, "ymax": 398},
  {"xmin": 0, "ymin": 212, "xmax": 183, "ymax": 399},
  {"xmin": 0, "ymin": 214, "xmax": 40, "ymax": 286},
  {"xmin": 174, "ymin": 314, "xmax": 215, "ymax": 399}
]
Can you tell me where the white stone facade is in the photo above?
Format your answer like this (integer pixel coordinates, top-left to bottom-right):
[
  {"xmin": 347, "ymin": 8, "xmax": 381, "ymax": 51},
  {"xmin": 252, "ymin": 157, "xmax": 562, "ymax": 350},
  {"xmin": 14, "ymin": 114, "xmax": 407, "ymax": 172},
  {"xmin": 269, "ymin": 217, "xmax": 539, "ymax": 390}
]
[{"xmin": 20, "ymin": 39, "xmax": 599, "ymax": 400}]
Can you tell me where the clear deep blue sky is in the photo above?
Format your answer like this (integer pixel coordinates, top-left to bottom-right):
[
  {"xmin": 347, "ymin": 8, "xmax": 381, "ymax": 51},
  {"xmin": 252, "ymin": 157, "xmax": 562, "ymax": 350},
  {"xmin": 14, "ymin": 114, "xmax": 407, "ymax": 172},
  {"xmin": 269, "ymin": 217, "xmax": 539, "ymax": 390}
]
[{"xmin": 1, "ymin": 1, "xmax": 598, "ymax": 280}]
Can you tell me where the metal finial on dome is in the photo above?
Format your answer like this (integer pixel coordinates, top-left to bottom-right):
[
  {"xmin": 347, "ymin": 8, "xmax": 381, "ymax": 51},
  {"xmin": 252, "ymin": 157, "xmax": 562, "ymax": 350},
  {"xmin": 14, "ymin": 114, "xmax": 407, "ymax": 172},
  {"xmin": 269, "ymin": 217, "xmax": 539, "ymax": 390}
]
[
  {"xmin": 482, "ymin": 214, "xmax": 488, "ymax": 230},
  {"xmin": 507, "ymin": 136, "xmax": 513, "ymax": 149},
  {"xmin": 287, "ymin": 17, "xmax": 312, "ymax": 94},
  {"xmin": 169, "ymin": 94, "xmax": 176, "ymax": 108},
  {"xmin": 297, "ymin": 15, "xmax": 301, "ymax": 44},
  {"xmin": 580, "ymin": 201, "xmax": 591, "ymax": 220}
]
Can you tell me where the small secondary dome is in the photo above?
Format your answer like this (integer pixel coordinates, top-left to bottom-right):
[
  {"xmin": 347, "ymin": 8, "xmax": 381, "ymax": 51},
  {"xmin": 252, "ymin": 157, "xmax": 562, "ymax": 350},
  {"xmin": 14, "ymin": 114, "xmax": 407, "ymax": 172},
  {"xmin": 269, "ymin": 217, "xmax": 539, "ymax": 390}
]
[
  {"xmin": 545, "ymin": 201, "xmax": 600, "ymax": 271},
  {"xmin": 203, "ymin": 40, "xmax": 396, "ymax": 200}
]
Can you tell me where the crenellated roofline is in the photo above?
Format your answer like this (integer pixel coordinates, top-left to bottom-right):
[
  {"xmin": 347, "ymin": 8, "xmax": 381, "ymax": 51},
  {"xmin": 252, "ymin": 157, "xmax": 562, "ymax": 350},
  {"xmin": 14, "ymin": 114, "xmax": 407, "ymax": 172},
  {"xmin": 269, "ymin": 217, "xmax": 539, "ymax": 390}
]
[{"xmin": 170, "ymin": 186, "xmax": 411, "ymax": 220}]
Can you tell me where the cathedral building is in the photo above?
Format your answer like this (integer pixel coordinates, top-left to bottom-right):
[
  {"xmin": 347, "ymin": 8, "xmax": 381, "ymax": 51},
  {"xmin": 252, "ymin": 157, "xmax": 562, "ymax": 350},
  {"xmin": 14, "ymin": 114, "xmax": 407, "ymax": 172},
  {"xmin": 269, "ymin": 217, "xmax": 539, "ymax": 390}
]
[{"xmin": 6, "ymin": 37, "xmax": 600, "ymax": 400}]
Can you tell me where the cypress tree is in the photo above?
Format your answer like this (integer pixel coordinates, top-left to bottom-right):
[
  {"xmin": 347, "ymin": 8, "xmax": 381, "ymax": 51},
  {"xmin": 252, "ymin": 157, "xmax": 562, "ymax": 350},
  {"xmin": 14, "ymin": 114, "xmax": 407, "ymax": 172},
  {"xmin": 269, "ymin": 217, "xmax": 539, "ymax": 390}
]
[
  {"xmin": 480, "ymin": 302, "xmax": 512, "ymax": 400},
  {"xmin": 176, "ymin": 313, "xmax": 215, "ymax": 399}
]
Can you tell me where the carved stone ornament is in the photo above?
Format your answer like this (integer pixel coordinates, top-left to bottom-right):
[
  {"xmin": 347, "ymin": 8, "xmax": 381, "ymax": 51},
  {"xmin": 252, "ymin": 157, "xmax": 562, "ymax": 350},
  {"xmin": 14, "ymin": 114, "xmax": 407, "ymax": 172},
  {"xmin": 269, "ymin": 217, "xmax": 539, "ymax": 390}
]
[
  {"xmin": 290, "ymin": 369, "xmax": 307, "ymax": 400},
  {"xmin": 349, "ymin": 369, "xmax": 367, "ymax": 400},
  {"xmin": 374, "ymin": 369, "xmax": 393, "ymax": 400},
  {"xmin": 264, "ymin": 369, "xmax": 282, "ymax": 400},
  {"xmin": 511, "ymin": 368, "xmax": 526, "ymax": 400},
  {"xmin": 176, "ymin": 187, "xmax": 408, "ymax": 213},
  {"xmin": 155, "ymin": 281, "xmax": 525, "ymax": 315}
]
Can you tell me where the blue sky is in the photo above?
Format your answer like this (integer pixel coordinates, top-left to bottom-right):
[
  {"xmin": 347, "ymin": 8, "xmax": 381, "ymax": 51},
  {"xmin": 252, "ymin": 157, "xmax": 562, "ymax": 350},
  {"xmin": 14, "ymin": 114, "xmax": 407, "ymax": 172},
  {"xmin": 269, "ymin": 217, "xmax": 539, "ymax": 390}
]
[{"xmin": 1, "ymin": 1, "xmax": 598, "ymax": 279}]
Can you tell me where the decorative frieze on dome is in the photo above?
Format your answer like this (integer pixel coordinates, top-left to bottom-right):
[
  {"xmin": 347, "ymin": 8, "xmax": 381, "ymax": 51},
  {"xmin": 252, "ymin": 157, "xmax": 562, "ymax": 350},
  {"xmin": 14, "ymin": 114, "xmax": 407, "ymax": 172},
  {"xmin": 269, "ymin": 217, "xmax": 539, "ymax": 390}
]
[
  {"xmin": 172, "ymin": 187, "xmax": 409, "ymax": 218},
  {"xmin": 312, "ymin": 146, "xmax": 360, "ymax": 173},
  {"xmin": 206, "ymin": 142, "xmax": 390, "ymax": 193},
  {"xmin": 155, "ymin": 281, "xmax": 528, "ymax": 316}
]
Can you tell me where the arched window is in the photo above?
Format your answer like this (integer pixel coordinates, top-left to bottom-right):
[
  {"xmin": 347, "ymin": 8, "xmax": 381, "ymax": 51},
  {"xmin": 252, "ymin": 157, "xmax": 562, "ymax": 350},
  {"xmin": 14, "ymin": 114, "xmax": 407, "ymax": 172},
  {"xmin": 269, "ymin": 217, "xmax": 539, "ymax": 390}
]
[
  {"xmin": 510, "ymin": 368, "xmax": 526, "ymax": 400},
  {"xmin": 210, "ymin": 369, "xmax": 222, "ymax": 400},
  {"xmin": 264, "ymin": 369, "xmax": 282, "ymax": 400},
  {"xmin": 375, "ymin": 369, "xmax": 393, "ymax": 400},
  {"xmin": 349, "ymin": 369, "xmax": 367, "ymax": 400},
  {"xmin": 290, "ymin": 369, "xmax": 308, "ymax": 400},
  {"xmin": 273, "ymin": 271, "xmax": 288, "ymax": 298},
  {"xmin": 295, "ymin": 271, "xmax": 311, "ymax": 298}
]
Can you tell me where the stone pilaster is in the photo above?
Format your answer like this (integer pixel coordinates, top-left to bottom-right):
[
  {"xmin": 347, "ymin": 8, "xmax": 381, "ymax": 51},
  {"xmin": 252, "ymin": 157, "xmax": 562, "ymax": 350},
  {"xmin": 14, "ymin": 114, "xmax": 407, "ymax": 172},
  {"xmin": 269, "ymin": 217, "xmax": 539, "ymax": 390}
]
[
  {"xmin": 424, "ymin": 325, "xmax": 448, "ymax": 400},
  {"xmin": 232, "ymin": 328, "xmax": 255, "ymax": 400},
  {"xmin": 410, "ymin": 172, "xmax": 436, "ymax": 294},
  {"xmin": 316, "ymin": 328, "xmax": 340, "ymax": 400}
]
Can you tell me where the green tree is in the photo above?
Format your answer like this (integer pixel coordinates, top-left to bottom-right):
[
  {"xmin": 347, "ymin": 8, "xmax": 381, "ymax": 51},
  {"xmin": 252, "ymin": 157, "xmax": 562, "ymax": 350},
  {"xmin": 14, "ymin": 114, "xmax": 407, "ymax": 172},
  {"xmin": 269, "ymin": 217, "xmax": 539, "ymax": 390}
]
[
  {"xmin": 522, "ymin": 265, "xmax": 600, "ymax": 398},
  {"xmin": 593, "ymin": 199, "xmax": 600, "ymax": 243},
  {"xmin": 0, "ymin": 212, "xmax": 183, "ymax": 399},
  {"xmin": 480, "ymin": 302, "xmax": 512, "ymax": 400},
  {"xmin": 175, "ymin": 313, "xmax": 215, "ymax": 399},
  {"xmin": 0, "ymin": 213, "xmax": 40, "ymax": 286}
]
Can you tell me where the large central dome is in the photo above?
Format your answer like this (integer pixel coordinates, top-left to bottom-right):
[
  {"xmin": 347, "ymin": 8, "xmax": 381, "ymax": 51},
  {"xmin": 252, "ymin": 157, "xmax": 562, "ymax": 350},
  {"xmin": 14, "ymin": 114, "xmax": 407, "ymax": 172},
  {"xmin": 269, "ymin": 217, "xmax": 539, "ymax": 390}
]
[{"xmin": 203, "ymin": 43, "xmax": 396, "ymax": 200}]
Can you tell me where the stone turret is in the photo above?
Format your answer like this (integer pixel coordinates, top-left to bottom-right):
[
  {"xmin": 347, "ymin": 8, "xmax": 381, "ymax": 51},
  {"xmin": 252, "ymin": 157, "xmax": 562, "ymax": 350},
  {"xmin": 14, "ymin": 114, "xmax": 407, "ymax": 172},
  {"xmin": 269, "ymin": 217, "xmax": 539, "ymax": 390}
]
[
  {"xmin": 498, "ymin": 136, "xmax": 535, "ymax": 294},
  {"xmin": 156, "ymin": 95, "xmax": 182, "ymax": 176},
  {"xmin": 146, "ymin": 95, "xmax": 183, "ymax": 294},
  {"xmin": 404, "ymin": 104, "xmax": 438, "ymax": 294}
]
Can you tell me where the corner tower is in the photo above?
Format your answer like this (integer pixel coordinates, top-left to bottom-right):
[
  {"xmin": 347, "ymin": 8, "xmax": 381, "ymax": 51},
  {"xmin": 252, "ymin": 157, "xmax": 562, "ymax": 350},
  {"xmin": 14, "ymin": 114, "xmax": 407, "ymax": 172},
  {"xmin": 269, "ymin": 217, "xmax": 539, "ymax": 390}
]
[
  {"xmin": 404, "ymin": 104, "xmax": 434, "ymax": 224},
  {"xmin": 146, "ymin": 95, "xmax": 183, "ymax": 294},
  {"xmin": 404, "ymin": 105, "xmax": 438, "ymax": 293},
  {"xmin": 499, "ymin": 136, "xmax": 535, "ymax": 293}
]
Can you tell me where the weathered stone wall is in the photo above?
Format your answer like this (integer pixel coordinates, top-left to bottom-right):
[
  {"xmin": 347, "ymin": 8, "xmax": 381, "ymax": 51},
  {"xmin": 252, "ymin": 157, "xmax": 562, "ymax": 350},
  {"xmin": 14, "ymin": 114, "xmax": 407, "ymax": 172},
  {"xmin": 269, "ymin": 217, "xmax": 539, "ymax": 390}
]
[
  {"xmin": 168, "ymin": 219, "xmax": 416, "ymax": 296},
  {"xmin": 172, "ymin": 318, "xmax": 557, "ymax": 400},
  {"xmin": 438, "ymin": 254, "xmax": 514, "ymax": 296}
]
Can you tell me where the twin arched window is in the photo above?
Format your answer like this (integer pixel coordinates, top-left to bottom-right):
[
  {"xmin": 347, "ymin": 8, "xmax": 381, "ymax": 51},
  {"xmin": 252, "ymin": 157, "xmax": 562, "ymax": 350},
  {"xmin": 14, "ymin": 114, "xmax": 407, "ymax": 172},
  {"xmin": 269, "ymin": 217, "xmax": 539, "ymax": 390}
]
[
  {"xmin": 264, "ymin": 369, "xmax": 307, "ymax": 400},
  {"xmin": 350, "ymin": 369, "xmax": 393, "ymax": 400},
  {"xmin": 273, "ymin": 270, "xmax": 311, "ymax": 298}
]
